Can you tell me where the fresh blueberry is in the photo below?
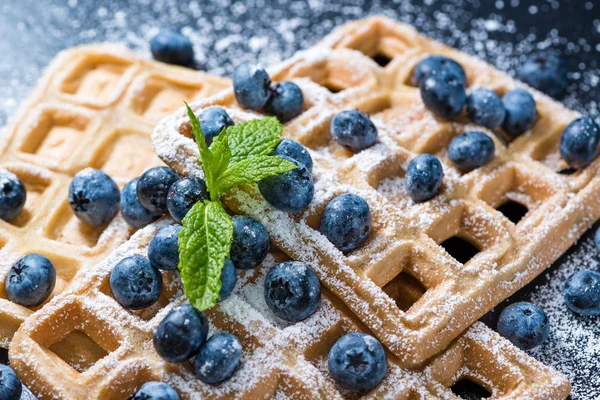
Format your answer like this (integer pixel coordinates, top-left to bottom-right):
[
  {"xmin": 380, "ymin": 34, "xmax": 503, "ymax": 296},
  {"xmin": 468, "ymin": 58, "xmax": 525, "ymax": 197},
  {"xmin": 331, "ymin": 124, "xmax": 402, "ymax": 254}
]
[
  {"xmin": 110, "ymin": 256, "xmax": 162, "ymax": 310},
  {"xmin": 405, "ymin": 154, "xmax": 444, "ymax": 202},
  {"xmin": 518, "ymin": 52, "xmax": 568, "ymax": 98},
  {"xmin": 133, "ymin": 382, "xmax": 179, "ymax": 400},
  {"xmin": 230, "ymin": 216, "xmax": 270, "ymax": 270},
  {"xmin": 412, "ymin": 55, "xmax": 467, "ymax": 87},
  {"xmin": 219, "ymin": 258, "xmax": 236, "ymax": 300},
  {"xmin": 0, "ymin": 364, "xmax": 22, "ymax": 400},
  {"xmin": 153, "ymin": 304, "xmax": 209, "ymax": 363},
  {"xmin": 258, "ymin": 156, "xmax": 314, "ymax": 212},
  {"xmin": 5, "ymin": 254, "xmax": 56, "ymax": 308},
  {"xmin": 0, "ymin": 169, "xmax": 26, "ymax": 222},
  {"xmin": 562, "ymin": 270, "xmax": 600, "ymax": 316},
  {"xmin": 137, "ymin": 167, "xmax": 180, "ymax": 215},
  {"xmin": 501, "ymin": 89, "xmax": 538, "ymax": 138},
  {"xmin": 121, "ymin": 178, "xmax": 162, "ymax": 229},
  {"xmin": 167, "ymin": 177, "xmax": 210, "ymax": 224},
  {"xmin": 263, "ymin": 82, "xmax": 304, "ymax": 123},
  {"xmin": 69, "ymin": 168, "xmax": 120, "ymax": 226},
  {"xmin": 595, "ymin": 227, "xmax": 600, "ymax": 252},
  {"xmin": 194, "ymin": 332, "xmax": 242, "ymax": 385},
  {"xmin": 149, "ymin": 30, "xmax": 194, "ymax": 66},
  {"xmin": 199, "ymin": 107, "xmax": 234, "ymax": 146},
  {"xmin": 148, "ymin": 225, "xmax": 182, "ymax": 271},
  {"xmin": 420, "ymin": 73, "xmax": 467, "ymax": 118},
  {"xmin": 559, "ymin": 117, "xmax": 600, "ymax": 169},
  {"xmin": 233, "ymin": 63, "xmax": 271, "ymax": 110},
  {"xmin": 330, "ymin": 110, "xmax": 378, "ymax": 152},
  {"xmin": 264, "ymin": 261, "xmax": 321, "ymax": 322},
  {"xmin": 448, "ymin": 132, "xmax": 495, "ymax": 172},
  {"xmin": 272, "ymin": 138, "xmax": 313, "ymax": 173},
  {"xmin": 328, "ymin": 332, "xmax": 387, "ymax": 393},
  {"xmin": 320, "ymin": 193, "xmax": 371, "ymax": 254},
  {"xmin": 466, "ymin": 88, "xmax": 506, "ymax": 129},
  {"xmin": 497, "ymin": 302, "xmax": 549, "ymax": 350}
]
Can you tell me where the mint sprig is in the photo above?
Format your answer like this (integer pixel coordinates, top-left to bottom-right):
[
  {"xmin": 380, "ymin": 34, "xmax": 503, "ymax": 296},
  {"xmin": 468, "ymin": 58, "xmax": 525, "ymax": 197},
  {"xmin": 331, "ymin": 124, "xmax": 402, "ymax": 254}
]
[{"xmin": 179, "ymin": 103, "xmax": 296, "ymax": 310}]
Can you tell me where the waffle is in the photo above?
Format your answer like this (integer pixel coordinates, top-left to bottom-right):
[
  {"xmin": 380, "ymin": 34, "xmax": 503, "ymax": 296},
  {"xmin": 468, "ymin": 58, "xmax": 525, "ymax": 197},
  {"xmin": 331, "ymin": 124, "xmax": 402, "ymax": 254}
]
[
  {"xmin": 9, "ymin": 220, "xmax": 570, "ymax": 399},
  {"xmin": 152, "ymin": 16, "xmax": 598, "ymax": 369},
  {"xmin": 0, "ymin": 43, "xmax": 228, "ymax": 354}
]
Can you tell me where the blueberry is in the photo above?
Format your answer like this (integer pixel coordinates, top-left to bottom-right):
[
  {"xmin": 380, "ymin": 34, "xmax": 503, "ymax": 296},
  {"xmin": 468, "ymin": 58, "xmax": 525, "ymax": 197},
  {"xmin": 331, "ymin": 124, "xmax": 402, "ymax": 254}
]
[
  {"xmin": 466, "ymin": 88, "xmax": 506, "ymax": 129},
  {"xmin": 148, "ymin": 225, "xmax": 182, "ymax": 271},
  {"xmin": 0, "ymin": 364, "xmax": 22, "ymax": 400},
  {"xmin": 233, "ymin": 63, "xmax": 271, "ymax": 110},
  {"xmin": 497, "ymin": 302, "xmax": 549, "ymax": 350},
  {"xmin": 264, "ymin": 261, "xmax": 321, "ymax": 322},
  {"xmin": 272, "ymin": 138, "xmax": 313, "ymax": 173},
  {"xmin": 194, "ymin": 332, "xmax": 242, "ymax": 385},
  {"xmin": 559, "ymin": 117, "xmax": 600, "ymax": 169},
  {"xmin": 0, "ymin": 169, "xmax": 26, "ymax": 222},
  {"xmin": 230, "ymin": 216, "xmax": 270, "ymax": 270},
  {"xmin": 328, "ymin": 332, "xmax": 387, "ymax": 393},
  {"xmin": 501, "ymin": 89, "xmax": 538, "ymax": 138},
  {"xmin": 153, "ymin": 304, "xmax": 209, "ymax": 363},
  {"xmin": 121, "ymin": 178, "xmax": 162, "ymax": 229},
  {"xmin": 412, "ymin": 55, "xmax": 467, "ymax": 87},
  {"xmin": 133, "ymin": 382, "xmax": 179, "ymax": 400},
  {"xmin": 448, "ymin": 132, "xmax": 495, "ymax": 172},
  {"xmin": 167, "ymin": 177, "xmax": 210, "ymax": 224},
  {"xmin": 199, "ymin": 107, "xmax": 234, "ymax": 146},
  {"xmin": 258, "ymin": 156, "xmax": 314, "ymax": 212},
  {"xmin": 562, "ymin": 270, "xmax": 600, "ymax": 316},
  {"xmin": 219, "ymin": 258, "xmax": 236, "ymax": 300},
  {"xmin": 5, "ymin": 254, "xmax": 56, "ymax": 308},
  {"xmin": 110, "ymin": 256, "xmax": 162, "ymax": 310},
  {"xmin": 149, "ymin": 30, "xmax": 194, "ymax": 66},
  {"xmin": 330, "ymin": 110, "xmax": 378, "ymax": 152},
  {"xmin": 320, "ymin": 193, "xmax": 371, "ymax": 254},
  {"xmin": 263, "ymin": 82, "xmax": 304, "ymax": 123},
  {"xmin": 405, "ymin": 154, "xmax": 444, "ymax": 202},
  {"xmin": 137, "ymin": 167, "xmax": 180, "ymax": 215},
  {"xmin": 420, "ymin": 73, "xmax": 467, "ymax": 119},
  {"xmin": 69, "ymin": 168, "xmax": 120, "ymax": 226},
  {"xmin": 595, "ymin": 227, "xmax": 600, "ymax": 252},
  {"xmin": 519, "ymin": 52, "xmax": 568, "ymax": 98}
]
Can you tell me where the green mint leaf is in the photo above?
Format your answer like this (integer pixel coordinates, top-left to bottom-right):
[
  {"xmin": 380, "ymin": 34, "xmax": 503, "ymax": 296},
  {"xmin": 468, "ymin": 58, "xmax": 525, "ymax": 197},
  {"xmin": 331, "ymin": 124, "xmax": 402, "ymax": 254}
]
[
  {"xmin": 225, "ymin": 117, "xmax": 283, "ymax": 164},
  {"xmin": 178, "ymin": 200, "xmax": 234, "ymax": 311},
  {"xmin": 217, "ymin": 155, "xmax": 297, "ymax": 195},
  {"xmin": 206, "ymin": 132, "xmax": 232, "ymax": 201},
  {"xmin": 184, "ymin": 102, "xmax": 209, "ymax": 157}
]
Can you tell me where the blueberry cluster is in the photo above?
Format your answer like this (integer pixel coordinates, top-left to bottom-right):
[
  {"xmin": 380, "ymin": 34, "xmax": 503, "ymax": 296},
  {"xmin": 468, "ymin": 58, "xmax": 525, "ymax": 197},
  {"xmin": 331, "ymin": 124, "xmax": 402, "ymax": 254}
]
[{"xmin": 233, "ymin": 63, "xmax": 304, "ymax": 123}]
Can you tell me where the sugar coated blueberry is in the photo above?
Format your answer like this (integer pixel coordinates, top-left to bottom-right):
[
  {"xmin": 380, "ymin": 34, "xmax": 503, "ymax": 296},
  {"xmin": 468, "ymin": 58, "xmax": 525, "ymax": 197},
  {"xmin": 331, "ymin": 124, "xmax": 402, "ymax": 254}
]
[
  {"xmin": 272, "ymin": 138, "xmax": 313, "ymax": 173},
  {"xmin": 5, "ymin": 254, "xmax": 56, "ymax": 308},
  {"xmin": 233, "ymin": 63, "xmax": 271, "ymax": 110},
  {"xmin": 137, "ymin": 167, "xmax": 180, "ymax": 215},
  {"xmin": 405, "ymin": 154, "xmax": 444, "ymax": 202},
  {"xmin": 263, "ymin": 82, "xmax": 304, "ymax": 123},
  {"xmin": 219, "ymin": 258, "xmax": 236, "ymax": 301},
  {"xmin": 0, "ymin": 365, "xmax": 22, "ymax": 400},
  {"xmin": 319, "ymin": 193, "xmax": 371, "ymax": 254},
  {"xmin": 563, "ymin": 269, "xmax": 600, "ymax": 316},
  {"xmin": 328, "ymin": 333, "xmax": 387, "ymax": 393},
  {"xmin": 330, "ymin": 110, "xmax": 378, "ymax": 152},
  {"xmin": 501, "ymin": 89, "xmax": 538, "ymax": 138},
  {"xmin": 559, "ymin": 117, "xmax": 600, "ymax": 169},
  {"xmin": 132, "ymin": 382, "xmax": 179, "ymax": 400},
  {"xmin": 258, "ymin": 156, "xmax": 314, "ymax": 212},
  {"xmin": 230, "ymin": 216, "xmax": 270, "ymax": 270},
  {"xmin": 110, "ymin": 256, "xmax": 162, "ymax": 310},
  {"xmin": 0, "ymin": 169, "xmax": 26, "ymax": 222},
  {"xmin": 194, "ymin": 332, "xmax": 242, "ymax": 385},
  {"xmin": 412, "ymin": 55, "xmax": 467, "ymax": 87},
  {"xmin": 264, "ymin": 261, "xmax": 321, "ymax": 322},
  {"xmin": 199, "ymin": 107, "xmax": 234, "ymax": 146},
  {"xmin": 420, "ymin": 73, "xmax": 467, "ymax": 119},
  {"xmin": 448, "ymin": 131, "xmax": 495, "ymax": 172},
  {"xmin": 466, "ymin": 88, "xmax": 506, "ymax": 129},
  {"xmin": 121, "ymin": 178, "xmax": 162, "ymax": 229},
  {"xmin": 153, "ymin": 304, "xmax": 209, "ymax": 363},
  {"xmin": 69, "ymin": 168, "xmax": 120, "ymax": 226},
  {"xmin": 148, "ymin": 225, "xmax": 182, "ymax": 271},
  {"xmin": 497, "ymin": 302, "xmax": 549, "ymax": 350},
  {"xmin": 167, "ymin": 176, "xmax": 209, "ymax": 224}
]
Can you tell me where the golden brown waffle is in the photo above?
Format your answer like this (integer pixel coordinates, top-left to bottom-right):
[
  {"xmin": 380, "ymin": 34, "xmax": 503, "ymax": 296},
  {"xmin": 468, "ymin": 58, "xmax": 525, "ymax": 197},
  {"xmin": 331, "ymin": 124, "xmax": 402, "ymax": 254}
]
[
  {"xmin": 152, "ymin": 16, "xmax": 599, "ymax": 369},
  {"xmin": 9, "ymin": 220, "xmax": 570, "ymax": 399},
  {"xmin": 0, "ymin": 43, "xmax": 228, "ymax": 351}
]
